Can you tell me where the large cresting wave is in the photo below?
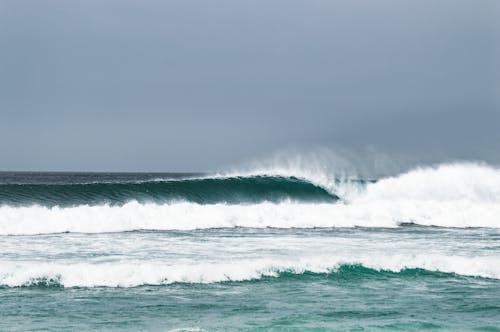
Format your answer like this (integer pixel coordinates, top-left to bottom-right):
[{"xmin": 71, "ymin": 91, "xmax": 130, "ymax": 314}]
[
  {"xmin": 0, "ymin": 175, "xmax": 337, "ymax": 206},
  {"xmin": 0, "ymin": 162, "xmax": 499, "ymax": 234}
]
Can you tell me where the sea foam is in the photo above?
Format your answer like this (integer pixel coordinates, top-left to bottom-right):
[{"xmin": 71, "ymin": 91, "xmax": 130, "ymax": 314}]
[
  {"xmin": 0, "ymin": 163, "xmax": 499, "ymax": 235},
  {"xmin": 1, "ymin": 254, "xmax": 498, "ymax": 287}
]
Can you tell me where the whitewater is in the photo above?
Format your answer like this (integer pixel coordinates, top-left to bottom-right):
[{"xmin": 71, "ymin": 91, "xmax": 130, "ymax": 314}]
[
  {"xmin": 1, "ymin": 163, "xmax": 499, "ymax": 235},
  {"xmin": 1, "ymin": 162, "xmax": 499, "ymax": 330}
]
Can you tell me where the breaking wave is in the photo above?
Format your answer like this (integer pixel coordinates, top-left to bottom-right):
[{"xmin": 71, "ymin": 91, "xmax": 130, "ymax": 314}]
[
  {"xmin": 0, "ymin": 175, "xmax": 337, "ymax": 206},
  {"xmin": 0, "ymin": 162, "xmax": 499, "ymax": 234},
  {"xmin": 1, "ymin": 254, "xmax": 498, "ymax": 288}
]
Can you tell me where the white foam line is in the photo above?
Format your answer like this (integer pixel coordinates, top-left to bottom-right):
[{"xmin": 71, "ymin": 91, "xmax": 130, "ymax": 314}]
[{"xmin": 1, "ymin": 254, "xmax": 498, "ymax": 287}]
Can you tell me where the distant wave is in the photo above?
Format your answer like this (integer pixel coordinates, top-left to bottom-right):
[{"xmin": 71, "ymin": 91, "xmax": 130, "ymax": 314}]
[
  {"xmin": 0, "ymin": 175, "xmax": 338, "ymax": 207},
  {"xmin": 0, "ymin": 163, "xmax": 499, "ymax": 234},
  {"xmin": 1, "ymin": 254, "xmax": 498, "ymax": 288}
]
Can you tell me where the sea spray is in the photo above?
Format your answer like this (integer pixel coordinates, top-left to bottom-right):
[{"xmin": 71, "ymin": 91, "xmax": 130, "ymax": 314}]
[{"xmin": 1, "ymin": 163, "xmax": 499, "ymax": 234}]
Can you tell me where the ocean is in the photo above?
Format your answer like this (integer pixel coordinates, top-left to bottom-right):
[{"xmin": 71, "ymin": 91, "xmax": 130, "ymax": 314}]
[{"xmin": 0, "ymin": 163, "xmax": 499, "ymax": 331}]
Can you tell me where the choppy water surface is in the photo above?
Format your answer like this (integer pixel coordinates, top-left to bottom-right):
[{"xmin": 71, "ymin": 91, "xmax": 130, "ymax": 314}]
[{"xmin": 1, "ymin": 164, "xmax": 499, "ymax": 330}]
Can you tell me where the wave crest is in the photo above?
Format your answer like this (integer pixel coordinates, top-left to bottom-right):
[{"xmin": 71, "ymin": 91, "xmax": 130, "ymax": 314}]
[
  {"xmin": 0, "ymin": 175, "xmax": 337, "ymax": 207},
  {"xmin": 1, "ymin": 254, "xmax": 498, "ymax": 288}
]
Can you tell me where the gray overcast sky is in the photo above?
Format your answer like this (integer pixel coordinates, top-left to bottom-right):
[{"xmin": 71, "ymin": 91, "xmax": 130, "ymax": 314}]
[{"xmin": 0, "ymin": 0, "xmax": 499, "ymax": 171}]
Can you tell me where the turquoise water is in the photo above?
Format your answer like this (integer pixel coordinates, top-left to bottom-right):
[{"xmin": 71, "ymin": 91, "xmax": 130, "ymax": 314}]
[
  {"xmin": 0, "ymin": 174, "xmax": 336, "ymax": 207},
  {"xmin": 2, "ymin": 265, "xmax": 499, "ymax": 331},
  {"xmin": 1, "ymin": 166, "xmax": 499, "ymax": 330},
  {"xmin": 1, "ymin": 227, "xmax": 499, "ymax": 331}
]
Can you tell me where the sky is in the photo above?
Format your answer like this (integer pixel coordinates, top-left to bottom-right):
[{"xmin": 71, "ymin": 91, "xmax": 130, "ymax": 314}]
[{"xmin": 0, "ymin": 0, "xmax": 499, "ymax": 172}]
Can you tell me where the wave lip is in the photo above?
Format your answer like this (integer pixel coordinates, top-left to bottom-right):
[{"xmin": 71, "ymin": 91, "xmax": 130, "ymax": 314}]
[
  {"xmin": 0, "ymin": 175, "xmax": 337, "ymax": 207},
  {"xmin": 1, "ymin": 254, "xmax": 498, "ymax": 288}
]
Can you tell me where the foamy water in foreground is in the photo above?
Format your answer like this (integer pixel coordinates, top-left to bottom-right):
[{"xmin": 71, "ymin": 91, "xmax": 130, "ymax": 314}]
[{"xmin": 1, "ymin": 227, "xmax": 499, "ymax": 287}]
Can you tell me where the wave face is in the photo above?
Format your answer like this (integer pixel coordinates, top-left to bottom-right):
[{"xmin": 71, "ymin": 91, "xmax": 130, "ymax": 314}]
[
  {"xmin": 0, "ymin": 162, "xmax": 499, "ymax": 234},
  {"xmin": 0, "ymin": 175, "xmax": 337, "ymax": 207}
]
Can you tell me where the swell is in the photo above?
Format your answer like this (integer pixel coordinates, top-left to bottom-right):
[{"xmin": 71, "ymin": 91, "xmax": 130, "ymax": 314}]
[
  {"xmin": 0, "ymin": 175, "xmax": 338, "ymax": 207},
  {"xmin": 1, "ymin": 258, "xmax": 498, "ymax": 288},
  {"xmin": 3, "ymin": 267, "xmax": 465, "ymax": 289},
  {"xmin": 0, "ymin": 163, "xmax": 499, "ymax": 233}
]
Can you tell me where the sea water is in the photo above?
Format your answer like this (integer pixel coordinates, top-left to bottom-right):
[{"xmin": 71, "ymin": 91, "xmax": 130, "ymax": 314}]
[{"xmin": 0, "ymin": 163, "xmax": 499, "ymax": 331}]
